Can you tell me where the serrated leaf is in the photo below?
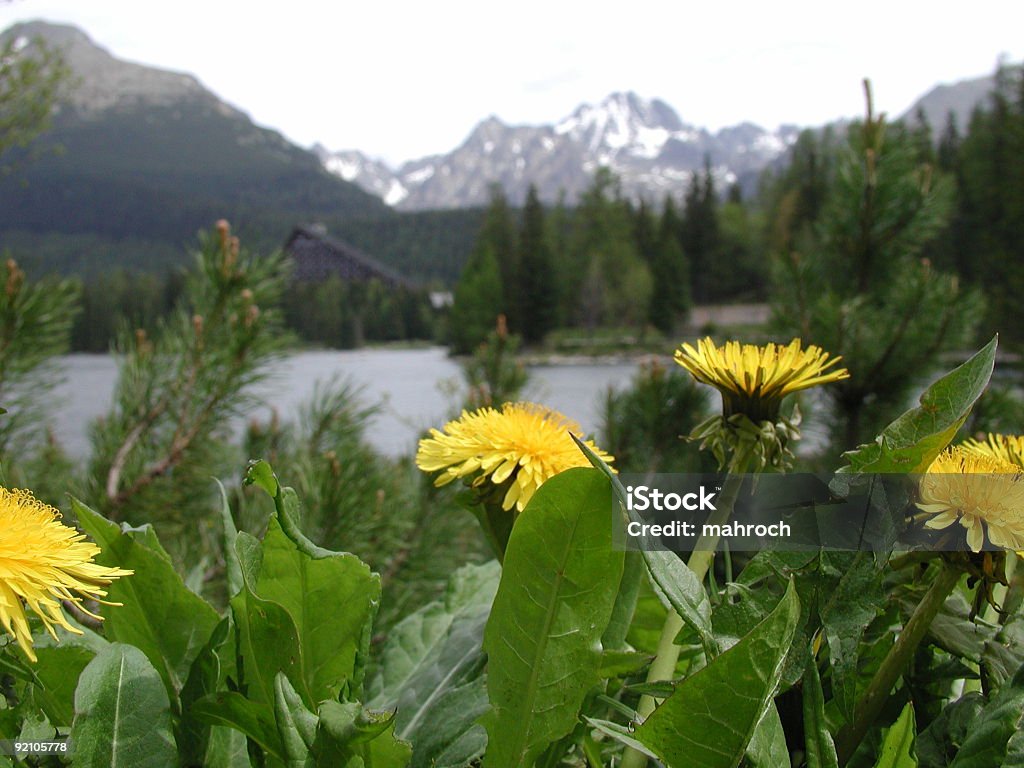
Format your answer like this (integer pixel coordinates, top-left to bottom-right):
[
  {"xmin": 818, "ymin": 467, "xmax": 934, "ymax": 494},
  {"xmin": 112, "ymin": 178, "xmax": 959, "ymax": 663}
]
[
  {"xmin": 192, "ymin": 690, "xmax": 284, "ymax": 759},
  {"xmin": 217, "ymin": 478, "xmax": 244, "ymax": 599},
  {"xmin": 71, "ymin": 643, "xmax": 177, "ymax": 768},
  {"xmin": 72, "ymin": 497, "xmax": 221, "ymax": 698},
  {"xmin": 30, "ymin": 645, "xmax": 94, "ymax": 726},
  {"xmin": 746, "ymin": 702, "xmax": 791, "ymax": 767},
  {"xmin": 274, "ymin": 672, "xmax": 317, "ymax": 764},
  {"xmin": 803, "ymin": 656, "xmax": 839, "ymax": 768},
  {"xmin": 367, "ymin": 561, "xmax": 497, "ymax": 768},
  {"xmin": 820, "ymin": 551, "xmax": 887, "ymax": 720},
  {"xmin": 631, "ymin": 581, "xmax": 800, "ymax": 768},
  {"xmin": 572, "ymin": 435, "xmax": 717, "ymax": 655},
  {"xmin": 482, "ymin": 468, "xmax": 624, "ymax": 768},
  {"xmin": 252, "ymin": 516, "xmax": 380, "ymax": 705},
  {"xmin": 917, "ymin": 693, "xmax": 985, "ymax": 768},
  {"xmin": 874, "ymin": 703, "xmax": 917, "ymax": 768},
  {"xmin": 312, "ymin": 700, "xmax": 412, "ymax": 767},
  {"xmin": 949, "ymin": 665, "xmax": 1024, "ymax": 767},
  {"xmin": 842, "ymin": 337, "xmax": 997, "ymax": 473}
]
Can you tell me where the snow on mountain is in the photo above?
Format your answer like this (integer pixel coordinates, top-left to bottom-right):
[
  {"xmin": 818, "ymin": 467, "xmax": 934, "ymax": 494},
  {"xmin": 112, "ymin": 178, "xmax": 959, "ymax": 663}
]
[{"xmin": 318, "ymin": 91, "xmax": 800, "ymax": 210}]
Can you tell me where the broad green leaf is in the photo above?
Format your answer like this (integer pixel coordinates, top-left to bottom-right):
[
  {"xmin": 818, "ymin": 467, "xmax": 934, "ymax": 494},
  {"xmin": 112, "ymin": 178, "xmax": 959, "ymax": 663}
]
[
  {"xmin": 819, "ymin": 551, "xmax": 886, "ymax": 720},
  {"xmin": 632, "ymin": 581, "xmax": 800, "ymax": 768},
  {"xmin": 368, "ymin": 561, "xmax": 498, "ymax": 768},
  {"xmin": 229, "ymin": 565, "xmax": 305, "ymax": 710},
  {"xmin": 204, "ymin": 726, "xmax": 252, "ymax": 768},
  {"xmin": 874, "ymin": 703, "xmax": 917, "ymax": 768},
  {"xmin": 645, "ymin": 548, "xmax": 719, "ymax": 658},
  {"xmin": 71, "ymin": 643, "xmax": 177, "ymax": 768},
  {"xmin": 217, "ymin": 478, "xmax": 244, "ymax": 599},
  {"xmin": 603, "ymin": 550, "xmax": 645, "ymax": 650},
  {"xmin": 803, "ymin": 657, "xmax": 839, "ymax": 768},
  {"xmin": 949, "ymin": 664, "xmax": 1024, "ymax": 767},
  {"xmin": 72, "ymin": 497, "xmax": 220, "ymax": 697},
  {"xmin": 572, "ymin": 435, "xmax": 717, "ymax": 655},
  {"xmin": 192, "ymin": 690, "xmax": 284, "ymax": 759},
  {"xmin": 30, "ymin": 645, "xmax": 95, "ymax": 726},
  {"xmin": 746, "ymin": 702, "xmax": 791, "ymax": 767},
  {"xmin": 179, "ymin": 616, "xmax": 234, "ymax": 766},
  {"xmin": 368, "ymin": 560, "xmax": 499, "ymax": 704},
  {"xmin": 482, "ymin": 468, "xmax": 624, "ymax": 768},
  {"xmin": 274, "ymin": 672, "xmax": 318, "ymax": 764},
  {"xmin": 252, "ymin": 516, "xmax": 380, "ymax": 705},
  {"xmin": 917, "ymin": 693, "xmax": 985, "ymax": 768},
  {"xmin": 842, "ymin": 336, "xmax": 997, "ymax": 473},
  {"xmin": 311, "ymin": 700, "xmax": 412, "ymax": 768}
]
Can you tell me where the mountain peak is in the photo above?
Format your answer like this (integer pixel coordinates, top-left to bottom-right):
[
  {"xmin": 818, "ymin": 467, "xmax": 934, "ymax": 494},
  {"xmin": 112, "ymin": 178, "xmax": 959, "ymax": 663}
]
[{"xmin": 3, "ymin": 19, "xmax": 210, "ymax": 114}]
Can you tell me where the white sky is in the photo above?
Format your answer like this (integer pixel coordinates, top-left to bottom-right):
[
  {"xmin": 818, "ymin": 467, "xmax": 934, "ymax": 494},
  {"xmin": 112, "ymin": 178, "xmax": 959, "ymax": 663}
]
[{"xmin": 2, "ymin": 0, "xmax": 1023, "ymax": 166}]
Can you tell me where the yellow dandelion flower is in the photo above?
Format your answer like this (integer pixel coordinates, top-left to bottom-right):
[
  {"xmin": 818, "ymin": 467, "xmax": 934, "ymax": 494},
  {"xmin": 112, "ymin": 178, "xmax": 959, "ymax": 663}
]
[
  {"xmin": 0, "ymin": 488, "xmax": 131, "ymax": 661},
  {"xmin": 416, "ymin": 402, "xmax": 613, "ymax": 512},
  {"xmin": 962, "ymin": 433, "xmax": 1024, "ymax": 469},
  {"xmin": 674, "ymin": 337, "xmax": 849, "ymax": 421},
  {"xmin": 917, "ymin": 447, "xmax": 1024, "ymax": 552}
]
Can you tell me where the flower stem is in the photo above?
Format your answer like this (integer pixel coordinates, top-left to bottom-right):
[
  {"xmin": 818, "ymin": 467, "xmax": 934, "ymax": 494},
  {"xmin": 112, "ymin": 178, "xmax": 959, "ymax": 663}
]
[
  {"xmin": 620, "ymin": 452, "xmax": 750, "ymax": 768},
  {"xmin": 834, "ymin": 562, "xmax": 961, "ymax": 765}
]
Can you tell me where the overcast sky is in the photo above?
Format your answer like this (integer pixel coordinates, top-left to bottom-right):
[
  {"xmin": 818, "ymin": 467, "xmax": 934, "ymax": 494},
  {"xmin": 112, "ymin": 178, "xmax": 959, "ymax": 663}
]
[{"xmin": 2, "ymin": 0, "xmax": 1022, "ymax": 166}]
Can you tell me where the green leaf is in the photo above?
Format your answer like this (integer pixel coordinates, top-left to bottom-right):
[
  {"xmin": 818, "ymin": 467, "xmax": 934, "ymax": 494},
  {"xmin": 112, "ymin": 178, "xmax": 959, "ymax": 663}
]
[
  {"xmin": 842, "ymin": 336, "xmax": 997, "ymax": 473},
  {"xmin": 819, "ymin": 551, "xmax": 887, "ymax": 720},
  {"xmin": 603, "ymin": 550, "xmax": 645, "ymax": 650},
  {"xmin": 311, "ymin": 701, "xmax": 412, "ymax": 768},
  {"xmin": 572, "ymin": 434, "xmax": 717, "ymax": 655},
  {"xmin": 949, "ymin": 664, "xmax": 1024, "ymax": 767},
  {"xmin": 368, "ymin": 561, "xmax": 498, "ymax": 768},
  {"xmin": 632, "ymin": 581, "xmax": 800, "ymax": 768},
  {"xmin": 251, "ymin": 515, "xmax": 380, "ymax": 705},
  {"xmin": 71, "ymin": 643, "xmax": 177, "ymax": 768},
  {"xmin": 229, "ymin": 562, "xmax": 305, "ymax": 710},
  {"xmin": 30, "ymin": 645, "xmax": 95, "ymax": 726},
  {"xmin": 482, "ymin": 468, "xmax": 624, "ymax": 768},
  {"xmin": 746, "ymin": 702, "xmax": 791, "ymax": 767},
  {"xmin": 645, "ymin": 548, "xmax": 719, "ymax": 657},
  {"xmin": 803, "ymin": 657, "xmax": 839, "ymax": 768},
  {"xmin": 917, "ymin": 693, "xmax": 985, "ymax": 768},
  {"xmin": 192, "ymin": 690, "xmax": 284, "ymax": 759},
  {"xmin": 274, "ymin": 672, "xmax": 318, "ymax": 764},
  {"xmin": 874, "ymin": 703, "xmax": 917, "ymax": 768},
  {"xmin": 72, "ymin": 497, "xmax": 221, "ymax": 697},
  {"xmin": 217, "ymin": 478, "xmax": 244, "ymax": 599},
  {"xmin": 179, "ymin": 616, "xmax": 234, "ymax": 766}
]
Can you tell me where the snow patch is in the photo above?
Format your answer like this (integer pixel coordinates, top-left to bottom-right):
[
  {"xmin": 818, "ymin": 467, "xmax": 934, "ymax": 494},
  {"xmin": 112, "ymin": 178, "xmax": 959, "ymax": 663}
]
[
  {"xmin": 384, "ymin": 180, "xmax": 408, "ymax": 206},
  {"xmin": 324, "ymin": 155, "xmax": 360, "ymax": 181},
  {"xmin": 405, "ymin": 165, "xmax": 435, "ymax": 184}
]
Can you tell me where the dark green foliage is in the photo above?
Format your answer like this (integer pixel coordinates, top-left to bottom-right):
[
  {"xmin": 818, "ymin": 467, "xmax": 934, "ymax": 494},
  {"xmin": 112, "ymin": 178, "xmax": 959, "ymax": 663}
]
[
  {"xmin": 946, "ymin": 64, "xmax": 1024, "ymax": 343},
  {"xmin": 282, "ymin": 277, "xmax": 434, "ymax": 349},
  {"xmin": 681, "ymin": 159, "xmax": 721, "ymax": 304},
  {"xmin": 461, "ymin": 322, "xmax": 528, "ymax": 409},
  {"xmin": 85, "ymin": 222, "xmax": 290, "ymax": 552},
  {"xmin": 448, "ymin": 244, "xmax": 503, "ymax": 354},
  {"xmin": 601, "ymin": 359, "xmax": 711, "ymax": 473},
  {"xmin": 772, "ymin": 84, "xmax": 984, "ymax": 449},
  {"xmin": 517, "ymin": 185, "xmax": 557, "ymax": 343},
  {"xmin": 0, "ymin": 32, "xmax": 69, "ymax": 175},
  {"xmin": 0, "ymin": 256, "xmax": 78, "ymax": 464},
  {"xmin": 648, "ymin": 196, "xmax": 690, "ymax": 333}
]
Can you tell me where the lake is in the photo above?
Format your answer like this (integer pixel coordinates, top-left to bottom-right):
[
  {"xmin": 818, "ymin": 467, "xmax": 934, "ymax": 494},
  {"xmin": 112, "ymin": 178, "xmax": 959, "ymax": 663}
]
[{"xmin": 50, "ymin": 347, "xmax": 640, "ymax": 459}]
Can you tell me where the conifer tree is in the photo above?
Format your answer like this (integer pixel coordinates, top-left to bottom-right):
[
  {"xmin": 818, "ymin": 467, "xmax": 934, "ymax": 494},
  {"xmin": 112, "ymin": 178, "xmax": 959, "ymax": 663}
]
[
  {"xmin": 772, "ymin": 81, "xmax": 983, "ymax": 448},
  {"xmin": 647, "ymin": 196, "xmax": 690, "ymax": 333},
  {"xmin": 448, "ymin": 243, "xmax": 503, "ymax": 354},
  {"xmin": 680, "ymin": 158, "xmax": 720, "ymax": 303},
  {"xmin": 478, "ymin": 184, "xmax": 519, "ymax": 331},
  {"xmin": 517, "ymin": 185, "xmax": 557, "ymax": 344}
]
